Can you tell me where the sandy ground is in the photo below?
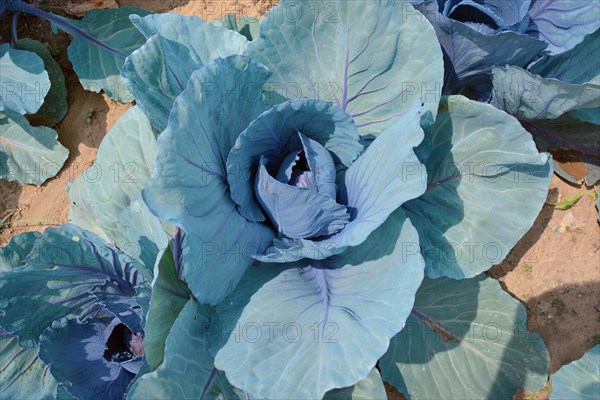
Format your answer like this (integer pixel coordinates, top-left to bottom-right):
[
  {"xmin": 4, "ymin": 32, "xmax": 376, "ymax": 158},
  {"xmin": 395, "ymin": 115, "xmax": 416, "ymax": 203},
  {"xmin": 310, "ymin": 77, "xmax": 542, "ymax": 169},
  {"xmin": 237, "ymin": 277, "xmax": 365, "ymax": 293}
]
[{"xmin": 0, "ymin": 1, "xmax": 598, "ymax": 399}]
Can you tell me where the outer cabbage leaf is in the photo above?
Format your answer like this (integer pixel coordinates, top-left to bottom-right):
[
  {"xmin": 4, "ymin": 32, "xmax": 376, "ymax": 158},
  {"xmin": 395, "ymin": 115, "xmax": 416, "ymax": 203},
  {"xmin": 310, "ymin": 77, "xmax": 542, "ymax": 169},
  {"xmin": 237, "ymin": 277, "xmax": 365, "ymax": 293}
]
[
  {"xmin": 521, "ymin": 116, "xmax": 600, "ymax": 186},
  {"xmin": 142, "ymin": 56, "xmax": 275, "ymax": 305},
  {"xmin": 214, "ymin": 13, "xmax": 261, "ymax": 42},
  {"xmin": 525, "ymin": 0, "xmax": 600, "ymax": 54},
  {"xmin": 0, "ymin": 230, "xmax": 40, "ymax": 270},
  {"xmin": 16, "ymin": 39, "xmax": 67, "ymax": 125},
  {"xmin": 246, "ymin": 0, "xmax": 443, "ymax": 136},
  {"xmin": 215, "ymin": 209, "xmax": 424, "ymax": 399},
  {"xmin": 57, "ymin": 386, "xmax": 77, "ymax": 400},
  {"xmin": 65, "ymin": 173, "xmax": 109, "ymax": 242},
  {"xmin": 0, "ymin": 330, "xmax": 58, "ymax": 400},
  {"xmin": 0, "ymin": 43, "xmax": 49, "ymax": 115},
  {"xmin": 495, "ymin": 32, "xmax": 600, "ymax": 185},
  {"xmin": 256, "ymin": 105, "xmax": 425, "ymax": 262},
  {"xmin": 39, "ymin": 316, "xmax": 139, "ymax": 400},
  {"xmin": 56, "ymin": 7, "xmax": 152, "ymax": 102},
  {"xmin": 121, "ymin": 35, "xmax": 181, "ymax": 133},
  {"xmin": 413, "ymin": 1, "xmax": 546, "ymax": 90},
  {"xmin": 528, "ymin": 30, "xmax": 600, "ymax": 85},
  {"xmin": 323, "ymin": 368, "xmax": 387, "ymax": 400},
  {"xmin": 0, "ymin": 224, "xmax": 143, "ymax": 347},
  {"xmin": 491, "ymin": 62, "xmax": 600, "ymax": 185},
  {"xmin": 491, "ymin": 66, "xmax": 600, "ymax": 120},
  {"xmin": 123, "ymin": 13, "xmax": 249, "ymax": 132},
  {"xmin": 0, "ymin": 250, "xmax": 58, "ymax": 400},
  {"xmin": 76, "ymin": 107, "xmax": 155, "ymax": 240},
  {"xmin": 67, "ymin": 106, "xmax": 166, "ymax": 273},
  {"xmin": 142, "ymin": 244, "xmax": 190, "ymax": 371},
  {"xmin": 128, "ymin": 299, "xmax": 239, "ymax": 400},
  {"xmin": 403, "ymin": 96, "xmax": 552, "ymax": 279},
  {"xmin": 568, "ymin": 108, "xmax": 600, "ymax": 125},
  {"xmin": 227, "ymin": 99, "xmax": 363, "ymax": 222},
  {"xmin": 551, "ymin": 344, "xmax": 600, "ymax": 399},
  {"xmin": 380, "ymin": 275, "xmax": 550, "ymax": 398},
  {"xmin": 118, "ymin": 196, "xmax": 168, "ymax": 280},
  {"xmin": 0, "ymin": 110, "xmax": 68, "ymax": 185}
]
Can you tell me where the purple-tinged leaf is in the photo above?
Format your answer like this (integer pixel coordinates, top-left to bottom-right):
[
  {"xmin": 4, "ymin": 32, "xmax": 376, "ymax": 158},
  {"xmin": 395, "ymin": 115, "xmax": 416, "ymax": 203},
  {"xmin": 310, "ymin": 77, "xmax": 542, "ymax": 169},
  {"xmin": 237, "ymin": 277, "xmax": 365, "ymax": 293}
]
[
  {"xmin": 215, "ymin": 209, "xmax": 424, "ymax": 399},
  {"xmin": 227, "ymin": 99, "xmax": 363, "ymax": 222},
  {"xmin": 403, "ymin": 96, "xmax": 552, "ymax": 279},
  {"xmin": 39, "ymin": 315, "xmax": 140, "ymax": 400},
  {"xmin": 0, "ymin": 224, "xmax": 143, "ymax": 348},
  {"xmin": 246, "ymin": 0, "xmax": 443, "ymax": 136},
  {"xmin": 142, "ymin": 56, "xmax": 275, "ymax": 305},
  {"xmin": 525, "ymin": 0, "xmax": 600, "ymax": 54},
  {"xmin": 255, "ymin": 160, "xmax": 350, "ymax": 239},
  {"xmin": 380, "ymin": 275, "xmax": 550, "ymax": 398},
  {"xmin": 256, "ymin": 104, "xmax": 425, "ymax": 262}
]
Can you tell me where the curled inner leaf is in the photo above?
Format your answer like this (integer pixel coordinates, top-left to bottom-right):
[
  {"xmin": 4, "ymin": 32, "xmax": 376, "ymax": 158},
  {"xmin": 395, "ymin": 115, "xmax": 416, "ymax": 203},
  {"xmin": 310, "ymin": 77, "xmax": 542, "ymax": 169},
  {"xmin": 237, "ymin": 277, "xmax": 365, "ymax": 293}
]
[{"xmin": 255, "ymin": 159, "xmax": 350, "ymax": 239}]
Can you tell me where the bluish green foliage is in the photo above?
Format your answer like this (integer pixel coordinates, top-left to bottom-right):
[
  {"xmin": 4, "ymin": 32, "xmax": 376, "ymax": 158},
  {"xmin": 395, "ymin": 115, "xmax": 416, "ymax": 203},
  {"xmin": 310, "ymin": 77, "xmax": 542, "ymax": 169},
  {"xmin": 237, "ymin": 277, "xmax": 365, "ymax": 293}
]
[
  {"xmin": 39, "ymin": 314, "xmax": 142, "ymax": 400},
  {"xmin": 4, "ymin": 0, "xmax": 588, "ymax": 398},
  {"xmin": 0, "ymin": 43, "xmax": 49, "ymax": 114},
  {"xmin": 226, "ymin": 99, "xmax": 363, "ymax": 223},
  {"xmin": 0, "ymin": 230, "xmax": 39, "ymax": 270},
  {"xmin": 0, "ymin": 225, "xmax": 147, "ymax": 399},
  {"xmin": 3, "ymin": 1, "xmax": 151, "ymax": 103},
  {"xmin": 324, "ymin": 368, "xmax": 387, "ymax": 400},
  {"xmin": 0, "ymin": 224, "xmax": 145, "ymax": 347},
  {"xmin": 380, "ymin": 275, "xmax": 550, "ymax": 398},
  {"xmin": 253, "ymin": 102, "xmax": 426, "ymax": 263},
  {"xmin": 127, "ymin": 299, "xmax": 239, "ymax": 400},
  {"xmin": 0, "ymin": 41, "xmax": 68, "ymax": 184},
  {"xmin": 403, "ymin": 96, "xmax": 552, "ymax": 279},
  {"xmin": 122, "ymin": 13, "xmax": 249, "ymax": 131},
  {"xmin": 490, "ymin": 29, "xmax": 600, "ymax": 185},
  {"xmin": 524, "ymin": 0, "xmax": 600, "ymax": 54},
  {"xmin": 58, "ymin": 7, "xmax": 152, "ymax": 102},
  {"xmin": 413, "ymin": 1, "xmax": 600, "ymax": 186},
  {"xmin": 139, "ymin": 244, "xmax": 190, "ymax": 370},
  {"xmin": 16, "ymin": 39, "xmax": 67, "ymax": 125},
  {"xmin": 551, "ymin": 345, "xmax": 600, "ymax": 399},
  {"xmin": 0, "ymin": 330, "xmax": 59, "ymax": 400},
  {"xmin": 0, "ymin": 2, "xmax": 154, "ymax": 186},
  {"xmin": 67, "ymin": 106, "xmax": 167, "ymax": 275},
  {"xmin": 246, "ymin": 0, "xmax": 444, "ymax": 135},
  {"xmin": 412, "ymin": 0, "xmax": 600, "ymax": 96},
  {"xmin": 491, "ymin": 66, "xmax": 599, "ymax": 120},
  {"xmin": 410, "ymin": 0, "xmax": 546, "ymax": 92},
  {"xmin": 0, "ymin": 242, "xmax": 59, "ymax": 400},
  {"xmin": 529, "ymin": 30, "xmax": 600, "ymax": 85},
  {"xmin": 142, "ymin": 56, "xmax": 275, "ymax": 305},
  {"xmin": 0, "ymin": 110, "xmax": 68, "ymax": 185},
  {"xmin": 214, "ymin": 210, "xmax": 424, "ymax": 398},
  {"xmin": 214, "ymin": 13, "xmax": 261, "ymax": 42},
  {"xmin": 138, "ymin": 0, "xmax": 552, "ymax": 398},
  {"xmin": 412, "ymin": 1, "xmax": 546, "ymax": 91}
]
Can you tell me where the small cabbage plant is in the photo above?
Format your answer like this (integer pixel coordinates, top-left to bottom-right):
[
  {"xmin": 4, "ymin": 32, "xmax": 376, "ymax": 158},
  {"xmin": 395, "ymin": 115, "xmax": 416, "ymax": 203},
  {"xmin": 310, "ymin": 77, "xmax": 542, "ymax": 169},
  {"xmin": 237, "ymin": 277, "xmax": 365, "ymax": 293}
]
[
  {"xmin": 5, "ymin": 0, "xmax": 600, "ymax": 399},
  {"xmin": 0, "ymin": 0, "xmax": 157, "ymax": 185}
]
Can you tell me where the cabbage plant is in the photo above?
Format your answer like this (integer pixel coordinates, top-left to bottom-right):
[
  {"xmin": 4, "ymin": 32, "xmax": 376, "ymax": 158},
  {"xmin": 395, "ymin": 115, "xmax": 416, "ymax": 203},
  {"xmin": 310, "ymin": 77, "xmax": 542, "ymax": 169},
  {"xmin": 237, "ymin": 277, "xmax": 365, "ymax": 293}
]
[{"xmin": 5, "ymin": 0, "xmax": 599, "ymax": 399}]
